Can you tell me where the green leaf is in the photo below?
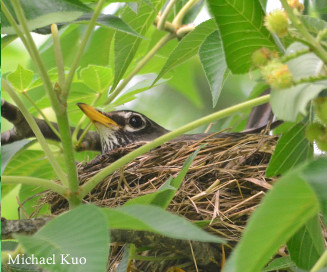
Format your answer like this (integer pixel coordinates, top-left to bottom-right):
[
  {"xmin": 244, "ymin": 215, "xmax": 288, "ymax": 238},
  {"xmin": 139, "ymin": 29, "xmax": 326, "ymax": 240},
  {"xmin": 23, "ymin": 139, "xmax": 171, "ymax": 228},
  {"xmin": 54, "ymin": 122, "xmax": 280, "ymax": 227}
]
[
  {"xmin": 263, "ymin": 256, "xmax": 295, "ymax": 272},
  {"xmin": 17, "ymin": 205, "xmax": 109, "ymax": 272},
  {"xmin": 124, "ymin": 146, "xmax": 203, "ymax": 208},
  {"xmin": 154, "ymin": 19, "xmax": 217, "ymax": 83},
  {"xmin": 2, "ymin": 0, "xmax": 91, "ymax": 35},
  {"xmin": 287, "ymin": 215, "xmax": 325, "ymax": 270},
  {"xmin": 207, "ymin": 0, "xmax": 276, "ymax": 73},
  {"xmin": 199, "ymin": 30, "xmax": 229, "ymax": 107},
  {"xmin": 224, "ymin": 165, "xmax": 319, "ymax": 272},
  {"xmin": 74, "ymin": 14, "xmax": 145, "ymax": 38},
  {"xmin": 3, "ymin": 150, "xmax": 56, "ymax": 179},
  {"xmin": 301, "ymin": 157, "xmax": 327, "ymax": 224},
  {"xmin": 301, "ymin": 15, "xmax": 327, "ymax": 41},
  {"xmin": 286, "ymin": 43, "xmax": 323, "ymax": 80},
  {"xmin": 112, "ymin": 0, "xmax": 165, "ymax": 89},
  {"xmin": 1, "ymin": 140, "xmax": 30, "ymax": 174},
  {"xmin": 103, "ymin": 204, "xmax": 225, "ymax": 243},
  {"xmin": 1, "ymin": 34, "xmax": 18, "ymax": 50},
  {"xmin": 7, "ymin": 65, "xmax": 34, "ymax": 91},
  {"xmin": 270, "ymin": 80, "xmax": 327, "ymax": 121},
  {"xmin": 266, "ymin": 123, "xmax": 313, "ymax": 177},
  {"xmin": 80, "ymin": 65, "xmax": 113, "ymax": 93}
]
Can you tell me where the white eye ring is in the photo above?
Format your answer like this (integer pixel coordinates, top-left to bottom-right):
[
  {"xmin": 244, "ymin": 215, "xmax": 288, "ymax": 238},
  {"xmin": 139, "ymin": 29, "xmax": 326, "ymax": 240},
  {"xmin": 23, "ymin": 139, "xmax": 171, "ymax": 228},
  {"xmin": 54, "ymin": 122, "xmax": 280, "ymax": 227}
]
[{"xmin": 124, "ymin": 112, "xmax": 146, "ymax": 132}]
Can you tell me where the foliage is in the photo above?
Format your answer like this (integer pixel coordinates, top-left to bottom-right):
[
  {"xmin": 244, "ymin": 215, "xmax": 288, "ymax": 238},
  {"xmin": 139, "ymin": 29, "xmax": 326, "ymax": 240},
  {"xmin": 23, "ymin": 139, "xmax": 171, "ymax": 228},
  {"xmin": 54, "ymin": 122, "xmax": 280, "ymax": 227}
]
[{"xmin": 1, "ymin": 0, "xmax": 327, "ymax": 271}]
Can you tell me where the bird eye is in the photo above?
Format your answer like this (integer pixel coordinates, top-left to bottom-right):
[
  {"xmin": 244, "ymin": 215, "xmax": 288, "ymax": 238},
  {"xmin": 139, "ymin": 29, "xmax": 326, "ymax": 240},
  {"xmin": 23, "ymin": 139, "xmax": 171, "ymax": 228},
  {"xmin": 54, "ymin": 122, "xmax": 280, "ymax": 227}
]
[{"xmin": 128, "ymin": 115, "xmax": 144, "ymax": 129}]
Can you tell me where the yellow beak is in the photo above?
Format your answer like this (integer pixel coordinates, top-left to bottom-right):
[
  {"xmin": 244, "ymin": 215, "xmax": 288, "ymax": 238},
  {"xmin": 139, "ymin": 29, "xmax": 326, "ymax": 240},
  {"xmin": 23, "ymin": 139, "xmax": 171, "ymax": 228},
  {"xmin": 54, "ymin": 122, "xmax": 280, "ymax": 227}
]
[{"xmin": 77, "ymin": 103, "xmax": 119, "ymax": 128}]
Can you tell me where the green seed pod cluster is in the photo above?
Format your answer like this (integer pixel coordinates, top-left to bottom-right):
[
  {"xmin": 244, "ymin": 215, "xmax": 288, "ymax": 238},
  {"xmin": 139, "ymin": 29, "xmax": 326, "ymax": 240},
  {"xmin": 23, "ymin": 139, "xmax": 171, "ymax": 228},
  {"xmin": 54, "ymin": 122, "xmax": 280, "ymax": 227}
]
[
  {"xmin": 261, "ymin": 60, "xmax": 293, "ymax": 89},
  {"xmin": 264, "ymin": 9, "xmax": 289, "ymax": 37}
]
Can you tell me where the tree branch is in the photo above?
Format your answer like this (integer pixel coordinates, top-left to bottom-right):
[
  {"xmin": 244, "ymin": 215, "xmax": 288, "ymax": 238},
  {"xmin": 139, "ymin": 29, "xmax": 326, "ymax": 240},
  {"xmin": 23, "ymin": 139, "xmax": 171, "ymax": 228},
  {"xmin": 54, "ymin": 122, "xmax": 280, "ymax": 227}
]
[{"xmin": 1, "ymin": 98, "xmax": 101, "ymax": 152}]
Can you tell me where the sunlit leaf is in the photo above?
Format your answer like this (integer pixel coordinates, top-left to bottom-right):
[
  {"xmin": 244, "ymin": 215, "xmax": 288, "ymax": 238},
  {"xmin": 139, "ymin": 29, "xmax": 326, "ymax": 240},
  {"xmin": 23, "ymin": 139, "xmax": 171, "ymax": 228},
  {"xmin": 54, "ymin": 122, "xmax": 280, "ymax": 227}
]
[
  {"xmin": 270, "ymin": 80, "xmax": 327, "ymax": 121},
  {"xmin": 112, "ymin": 0, "xmax": 165, "ymax": 90},
  {"xmin": 199, "ymin": 30, "xmax": 229, "ymax": 107},
  {"xmin": 207, "ymin": 0, "xmax": 276, "ymax": 73},
  {"xmin": 7, "ymin": 65, "xmax": 34, "ymax": 91},
  {"xmin": 80, "ymin": 65, "xmax": 113, "ymax": 93},
  {"xmin": 154, "ymin": 19, "xmax": 217, "ymax": 83},
  {"xmin": 266, "ymin": 123, "xmax": 313, "ymax": 177},
  {"xmin": 2, "ymin": 0, "xmax": 91, "ymax": 35},
  {"xmin": 287, "ymin": 215, "xmax": 325, "ymax": 270},
  {"xmin": 1, "ymin": 139, "xmax": 30, "ymax": 174},
  {"xmin": 263, "ymin": 256, "xmax": 295, "ymax": 272}
]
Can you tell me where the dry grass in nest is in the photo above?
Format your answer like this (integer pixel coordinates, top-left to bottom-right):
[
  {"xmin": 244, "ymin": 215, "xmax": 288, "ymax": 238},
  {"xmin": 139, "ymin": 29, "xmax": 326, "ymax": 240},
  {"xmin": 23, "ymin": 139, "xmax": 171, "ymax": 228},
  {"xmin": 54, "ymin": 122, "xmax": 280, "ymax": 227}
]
[{"xmin": 41, "ymin": 133, "xmax": 278, "ymax": 271}]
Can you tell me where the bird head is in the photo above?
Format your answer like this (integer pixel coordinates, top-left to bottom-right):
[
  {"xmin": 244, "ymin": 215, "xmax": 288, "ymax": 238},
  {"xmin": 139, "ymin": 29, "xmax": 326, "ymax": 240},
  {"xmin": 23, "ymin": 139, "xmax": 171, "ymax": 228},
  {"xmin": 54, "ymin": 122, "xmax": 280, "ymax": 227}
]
[{"xmin": 77, "ymin": 103, "xmax": 169, "ymax": 154}]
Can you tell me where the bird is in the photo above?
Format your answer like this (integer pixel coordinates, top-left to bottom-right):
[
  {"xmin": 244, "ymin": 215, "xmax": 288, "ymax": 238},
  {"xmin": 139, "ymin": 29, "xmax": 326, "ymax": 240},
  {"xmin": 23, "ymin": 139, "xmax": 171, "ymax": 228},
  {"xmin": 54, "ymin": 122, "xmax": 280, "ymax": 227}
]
[{"xmin": 77, "ymin": 103, "xmax": 278, "ymax": 154}]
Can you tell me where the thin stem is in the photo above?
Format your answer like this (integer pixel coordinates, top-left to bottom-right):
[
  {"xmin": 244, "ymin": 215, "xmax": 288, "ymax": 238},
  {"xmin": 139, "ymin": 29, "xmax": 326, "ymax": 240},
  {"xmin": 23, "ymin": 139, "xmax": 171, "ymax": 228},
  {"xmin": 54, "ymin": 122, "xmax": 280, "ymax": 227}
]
[
  {"xmin": 172, "ymin": 0, "xmax": 200, "ymax": 27},
  {"xmin": 80, "ymin": 95, "xmax": 270, "ymax": 197},
  {"xmin": 105, "ymin": 33, "xmax": 175, "ymax": 105},
  {"xmin": 11, "ymin": 0, "xmax": 64, "ymax": 114},
  {"xmin": 2, "ymin": 176, "xmax": 67, "ymax": 197},
  {"xmin": 2, "ymin": 79, "xmax": 69, "ymax": 187},
  {"xmin": 72, "ymin": 93, "xmax": 101, "ymax": 143},
  {"xmin": 157, "ymin": 0, "xmax": 178, "ymax": 30},
  {"xmin": 293, "ymin": 75, "xmax": 327, "ymax": 85},
  {"xmin": 10, "ymin": 0, "xmax": 80, "ymax": 201},
  {"xmin": 51, "ymin": 24, "xmax": 66, "ymax": 89},
  {"xmin": 280, "ymin": 0, "xmax": 327, "ymax": 64},
  {"xmin": 76, "ymin": 122, "xmax": 93, "ymax": 147},
  {"xmin": 1, "ymin": 2, "xmax": 27, "ymax": 45},
  {"xmin": 22, "ymin": 91, "xmax": 61, "ymax": 140},
  {"xmin": 62, "ymin": 0, "xmax": 105, "ymax": 100},
  {"xmin": 281, "ymin": 48, "xmax": 310, "ymax": 63},
  {"xmin": 311, "ymin": 249, "xmax": 327, "ymax": 272}
]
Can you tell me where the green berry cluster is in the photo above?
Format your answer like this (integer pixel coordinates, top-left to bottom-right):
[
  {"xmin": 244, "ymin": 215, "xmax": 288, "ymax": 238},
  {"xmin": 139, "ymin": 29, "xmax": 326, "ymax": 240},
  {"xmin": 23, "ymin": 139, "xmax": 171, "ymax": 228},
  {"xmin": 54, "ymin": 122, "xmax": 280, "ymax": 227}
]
[{"xmin": 264, "ymin": 9, "xmax": 289, "ymax": 38}]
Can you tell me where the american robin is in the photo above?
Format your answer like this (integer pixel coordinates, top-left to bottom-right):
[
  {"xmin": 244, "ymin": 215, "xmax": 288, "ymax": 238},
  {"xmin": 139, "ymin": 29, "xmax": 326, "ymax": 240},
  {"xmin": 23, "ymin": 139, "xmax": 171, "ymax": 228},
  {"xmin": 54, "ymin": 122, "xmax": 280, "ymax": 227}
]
[{"xmin": 77, "ymin": 103, "xmax": 276, "ymax": 154}]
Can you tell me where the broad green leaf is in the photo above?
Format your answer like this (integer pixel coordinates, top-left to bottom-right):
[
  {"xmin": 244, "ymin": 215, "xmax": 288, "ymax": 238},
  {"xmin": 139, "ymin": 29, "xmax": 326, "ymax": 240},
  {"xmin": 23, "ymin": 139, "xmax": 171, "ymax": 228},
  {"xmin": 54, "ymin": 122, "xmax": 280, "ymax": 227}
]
[
  {"xmin": 1, "ymin": 34, "xmax": 18, "ymax": 50},
  {"xmin": 77, "ymin": 14, "xmax": 144, "ymax": 38},
  {"xmin": 224, "ymin": 165, "xmax": 319, "ymax": 272},
  {"xmin": 266, "ymin": 123, "xmax": 313, "ymax": 177},
  {"xmin": 124, "ymin": 146, "xmax": 202, "ymax": 208},
  {"xmin": 199, "ymin": 30, "xmax": 229, "ymax": 107},
  {"xmin": 2, "ymin": 0, "xmax": 91, "ymax": 35},
  {"xmin": 17, "ymin": 205, "xmax": 109, "ymax": 272},
  {"xmin": 3, "ymin": 150, "xmax": 56, "ymax": 179},
  {"xmin": 37, "ymin": 25, "xmax": 114, "ymax": 70},
  {"xmin": 7, "ymin": 65, "xmax": 34, "ymax": 91},
  {"xmin": 1, "ymin": 139, "xmax": 30, "ymax": 174},
  {"xmin": 287, "ymin": 215, "xmax": 325, "ymax": 270},
  {"xmin": 154, "ymin": 19, "xmax": 217, "ymax": 83},
  {"xmin": 301, "ymin": 157, "xmax": 327, "ymax": 224},
  {"xmin": 80, "ymin": 65, "xmax": 113, "ymax": 93},
  {"xmin": 301, "ymin": 15, "xmax": 327, "ymax": 41},
  {"xmin": 270, "ymin": 80, "xmax": 327, "ymax": 121},
  {"xmin": 286, "ymin": 43, "xmax": 323, "ymax": 80},
  {"xmin": 207, "ymin": 0, "xmax": 276, "ymax": 73},
  {"xmin": 263, "ymin": 256, "xmax": 295, "ymax": 272},
  {"xmin": 271, "ymin": 43, "xmax": 326, "ymax": 121},
  {"xmin": 103, "ymin": 204, "xmax": 225, "ymax": 243},
  {"xmin": 112, "ymin": 0, "xmax": 165, "ymax": 89}
]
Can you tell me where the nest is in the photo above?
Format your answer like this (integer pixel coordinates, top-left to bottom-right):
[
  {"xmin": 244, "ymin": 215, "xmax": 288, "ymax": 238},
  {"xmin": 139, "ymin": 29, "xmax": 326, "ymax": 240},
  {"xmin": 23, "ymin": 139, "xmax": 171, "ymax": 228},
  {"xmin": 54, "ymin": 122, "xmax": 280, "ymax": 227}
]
[{"xmin": 41, "ymin": 133, "xmax": 279, "ymax": 271}]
